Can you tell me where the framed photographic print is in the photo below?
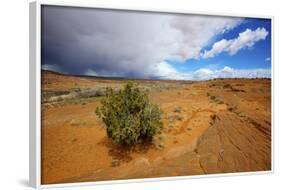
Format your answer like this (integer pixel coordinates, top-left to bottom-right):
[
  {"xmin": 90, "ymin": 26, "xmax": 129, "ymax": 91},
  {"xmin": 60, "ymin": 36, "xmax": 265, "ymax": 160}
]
[{"xmin": 29, "ymin": 1, "xmax": 274, "ymax": 188}]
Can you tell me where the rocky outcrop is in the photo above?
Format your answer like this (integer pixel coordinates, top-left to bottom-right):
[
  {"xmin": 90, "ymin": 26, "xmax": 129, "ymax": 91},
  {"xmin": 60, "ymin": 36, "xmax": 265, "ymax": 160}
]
[{"xmin": 195, "ymin": 111, "xmax": 271, "ymax": 173}]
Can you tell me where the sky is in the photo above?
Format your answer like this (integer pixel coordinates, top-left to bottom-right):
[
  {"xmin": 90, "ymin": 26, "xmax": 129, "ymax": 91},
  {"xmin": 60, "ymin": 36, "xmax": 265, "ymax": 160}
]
[{"xmin": 41, "ymin": 5, "xmax": 271, "ymax": 80}]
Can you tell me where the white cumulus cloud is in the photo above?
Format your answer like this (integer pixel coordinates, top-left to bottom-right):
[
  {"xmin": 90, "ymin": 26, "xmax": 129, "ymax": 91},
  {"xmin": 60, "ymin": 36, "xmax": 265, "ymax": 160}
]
[
  {"xmin": 202, "ymin": 27, "xmax": 268, "ymax": 59},
  {"xmin": 151, "ymin": 62, "xmax": 192, "ymax": 80},
  {"xmin": 170, "ymin": 15, "xmax": 243, "ymax": 60}
]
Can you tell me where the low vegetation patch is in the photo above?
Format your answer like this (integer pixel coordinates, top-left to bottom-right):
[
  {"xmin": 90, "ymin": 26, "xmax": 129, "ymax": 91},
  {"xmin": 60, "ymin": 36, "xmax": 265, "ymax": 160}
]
[
  {"xmin": 70, "ymin": 119, "xmax": 88, "ymax": 127},
  {"xmin": 208, "ymin": 94, "xmax": 224, "ymax": 104},
  {"xmin": 42, "ymin": 88, "xmax": 107, "ymax": 108},
  {"xmin": 174, "ymin": 106, "xmax": 182, "ymax": 113},
  {"xmin": 210, "ymin": 95, "xmax": 216, "ymax": 101},
  {"xmin": 223, "ymin": 83, "xmax": 245, "ymax": 92},
  {"xmin": 167, "ymin": 114, "xmax": 183, "ymax": 122}
]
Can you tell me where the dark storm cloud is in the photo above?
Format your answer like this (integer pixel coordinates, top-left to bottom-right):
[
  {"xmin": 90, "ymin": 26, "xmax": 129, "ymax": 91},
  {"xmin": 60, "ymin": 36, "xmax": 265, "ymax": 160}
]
[
  {"xmin": 42, "ymin": 6, "xmax": 111, "ymax": 75},
  {"xmin": 41, "ymin": 5, "xmax": 242, "ymax": 78}
]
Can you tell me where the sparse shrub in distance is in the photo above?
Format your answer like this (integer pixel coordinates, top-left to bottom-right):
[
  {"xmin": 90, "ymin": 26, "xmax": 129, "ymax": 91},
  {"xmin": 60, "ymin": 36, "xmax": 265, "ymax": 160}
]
[
  {"xmin": 177, "ymin": 115, "xmax": 183, "ymax": 121},
  {"xmin": 228, "ymin": 107, "xmax": 234, "ymax": 111},
  {"xmin": 57, "ymin": 96, "xmax": 63, "ymax": 102},
  {"xmin": 94, "ymin": 89, "xmax": 105, "ymax": 97},
  {"xmin": 167, "ymin": 114, "xmax": 183, "ymax": 123},
  {"xmin": 95, "ymin": 82, "xmax": 163, "ymax": 146},
  {"xmin": 211, "ymin": 114, "xmax": 217, "ymax": 121},
  {"xmin": 213, "ymin": 96, "xmax": 224, "ymax": 104},
  {"xmin": 70, "ymin": 119, "xmax": 87, "ymax": 126},
  {"xmin": 223, "ymin": 84, "xmax": 232, "ymax": 89},
  {"xmin": 174, "ymin": 106, "xmax": 182, "ymax": 113},
  {"xmin": 210, "ymin": 95, "xmax": 216, "ymax": 100}
]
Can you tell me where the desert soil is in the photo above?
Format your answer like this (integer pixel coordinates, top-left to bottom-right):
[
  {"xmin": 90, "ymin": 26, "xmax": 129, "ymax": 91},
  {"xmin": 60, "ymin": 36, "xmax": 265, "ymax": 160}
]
[{"xmin": 41, "ymin": 71, "xmax": 271, "ymax": 184}]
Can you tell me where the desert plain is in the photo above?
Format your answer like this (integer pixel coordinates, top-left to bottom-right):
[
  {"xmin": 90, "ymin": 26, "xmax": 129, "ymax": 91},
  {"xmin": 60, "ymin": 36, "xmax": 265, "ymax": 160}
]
[{"xmin": 41, "ymin": 70, "xmax": 271, "ymax": 184}]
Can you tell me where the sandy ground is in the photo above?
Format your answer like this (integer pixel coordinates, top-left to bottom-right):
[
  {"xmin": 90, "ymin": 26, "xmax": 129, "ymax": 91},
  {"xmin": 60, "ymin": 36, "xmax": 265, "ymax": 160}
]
[{"xmin": 41, "ymin": 71, "xmax": 271, "ymax": 184}]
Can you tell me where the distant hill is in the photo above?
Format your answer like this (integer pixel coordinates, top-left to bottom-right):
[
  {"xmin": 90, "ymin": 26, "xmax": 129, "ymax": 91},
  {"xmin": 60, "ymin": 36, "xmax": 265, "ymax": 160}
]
[{"xmin": 41, "ymin": 69, "xmax": 195, "ymax": 83}]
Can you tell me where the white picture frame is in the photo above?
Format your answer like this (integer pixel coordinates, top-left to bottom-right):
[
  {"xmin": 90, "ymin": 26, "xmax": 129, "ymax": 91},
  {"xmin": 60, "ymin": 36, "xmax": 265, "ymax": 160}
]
[{"xmin": 29, "ymin": 1, "xmax": 274, "ymax": 188}]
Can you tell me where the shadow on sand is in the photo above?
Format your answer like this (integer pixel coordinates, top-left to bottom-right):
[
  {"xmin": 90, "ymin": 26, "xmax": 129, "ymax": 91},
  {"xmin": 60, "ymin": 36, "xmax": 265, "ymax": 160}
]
[{"xmin": 98, "ymin": 137, "xmax": 154, "ymax": 164}]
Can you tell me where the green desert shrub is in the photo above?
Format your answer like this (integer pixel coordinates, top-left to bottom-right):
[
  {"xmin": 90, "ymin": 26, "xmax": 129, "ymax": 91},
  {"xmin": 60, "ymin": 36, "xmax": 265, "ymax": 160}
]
[{"xmin": 95, "ymin": 82, "xmax": 163, "ymax": 146}]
